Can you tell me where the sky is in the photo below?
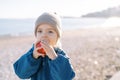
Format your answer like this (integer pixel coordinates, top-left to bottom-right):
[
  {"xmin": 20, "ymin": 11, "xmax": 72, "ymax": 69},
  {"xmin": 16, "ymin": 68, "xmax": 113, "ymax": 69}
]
[{"xmin": 0, "ymin": 0, "xmax": 120, "ymax": 19}]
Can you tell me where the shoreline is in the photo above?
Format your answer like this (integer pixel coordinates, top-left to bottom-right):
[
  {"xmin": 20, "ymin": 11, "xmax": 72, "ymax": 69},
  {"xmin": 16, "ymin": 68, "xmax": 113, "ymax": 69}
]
[{"xmin": 1, "ymin": 26, "xmax": 120, "ymax": 37}]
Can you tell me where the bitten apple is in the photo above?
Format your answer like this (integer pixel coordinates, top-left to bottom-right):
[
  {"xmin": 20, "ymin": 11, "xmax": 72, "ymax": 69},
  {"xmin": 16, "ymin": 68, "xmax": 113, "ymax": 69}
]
[{"xmin": 36, "ymin": 42, "xmax": 46, "ymax": 55}]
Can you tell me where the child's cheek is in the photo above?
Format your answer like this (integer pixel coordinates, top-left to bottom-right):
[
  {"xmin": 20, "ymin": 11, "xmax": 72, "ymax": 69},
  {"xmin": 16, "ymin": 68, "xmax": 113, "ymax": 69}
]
[{"xmin": 36, "ymin": 33, "xmax": 42, "ymax": 40}]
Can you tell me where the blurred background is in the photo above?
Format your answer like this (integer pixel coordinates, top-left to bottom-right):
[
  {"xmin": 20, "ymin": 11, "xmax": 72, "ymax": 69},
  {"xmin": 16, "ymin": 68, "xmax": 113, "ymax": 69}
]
[
  {"xmin": 0, "ymin": 0, "xmax": 120, "ymax": 36},
  {"xmin": 0, "ymin": 0, "xmax": 120, "ymax": 80}
]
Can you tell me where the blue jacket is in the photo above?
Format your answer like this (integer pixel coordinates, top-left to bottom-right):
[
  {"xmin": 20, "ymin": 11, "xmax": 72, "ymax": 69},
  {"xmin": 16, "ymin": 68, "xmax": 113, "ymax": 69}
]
[{"xmin": 13, "ymin": 46, "xmax": 75, "ymax": 80}]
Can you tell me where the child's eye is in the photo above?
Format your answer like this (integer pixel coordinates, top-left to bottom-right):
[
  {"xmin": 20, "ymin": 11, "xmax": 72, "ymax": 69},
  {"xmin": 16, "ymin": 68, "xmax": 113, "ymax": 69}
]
[
  {"xmin": 37, "ymin": 30, "xmax": 42, "ymax": 33},
  {"xmin": 48, "ymin": 30, "xmax": 53, "ymax": 33}
]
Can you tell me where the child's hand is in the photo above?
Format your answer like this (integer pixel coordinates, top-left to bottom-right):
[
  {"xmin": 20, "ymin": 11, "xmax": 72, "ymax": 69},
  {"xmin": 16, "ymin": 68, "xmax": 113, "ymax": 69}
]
[
  {"xmin": 33, "ymin": 40, "xmax": 46, "ymax": 59},
  {"xmin": 40, "ymin": 40, "xmax": 58, "ymax": 60}
]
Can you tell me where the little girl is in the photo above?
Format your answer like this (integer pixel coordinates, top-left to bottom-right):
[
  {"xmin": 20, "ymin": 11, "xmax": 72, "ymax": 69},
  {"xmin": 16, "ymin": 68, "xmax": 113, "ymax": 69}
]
[{"xmin": 13, "ymin": 12, "xmax": 75, "ymax": 80}]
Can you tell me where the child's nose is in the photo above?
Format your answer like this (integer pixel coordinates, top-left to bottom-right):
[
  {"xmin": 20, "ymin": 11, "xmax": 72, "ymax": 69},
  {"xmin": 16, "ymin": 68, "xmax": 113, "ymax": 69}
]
[{"xmin": 41, "ymin": 32, "xmax": 48, "ymax": 38}]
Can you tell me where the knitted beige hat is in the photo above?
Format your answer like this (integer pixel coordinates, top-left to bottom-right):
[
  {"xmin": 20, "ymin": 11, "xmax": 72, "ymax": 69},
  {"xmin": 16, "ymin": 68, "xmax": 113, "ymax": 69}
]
[{"xmin": 34, "ymin": 12, "xmax": 61, "ymax": 37}]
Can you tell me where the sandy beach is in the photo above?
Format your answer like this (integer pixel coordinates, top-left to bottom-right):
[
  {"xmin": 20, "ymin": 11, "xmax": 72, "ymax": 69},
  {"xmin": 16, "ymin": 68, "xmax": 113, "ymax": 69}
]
[{"xmin": 0, "ymin": 27, "xmax": 120, "ymax": 80}]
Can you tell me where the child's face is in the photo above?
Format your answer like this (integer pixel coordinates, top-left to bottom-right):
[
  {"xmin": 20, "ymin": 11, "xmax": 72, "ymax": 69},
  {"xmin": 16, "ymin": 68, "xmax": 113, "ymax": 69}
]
[{"xmin": 36, "ymin": 24, "xmax": 58, "ymax": 47}]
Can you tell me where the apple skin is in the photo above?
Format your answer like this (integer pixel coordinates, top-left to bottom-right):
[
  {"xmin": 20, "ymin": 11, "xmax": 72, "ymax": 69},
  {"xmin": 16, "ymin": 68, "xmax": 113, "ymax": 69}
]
[{"xmin": 36, "ymin": 42, "xmax": 46, "ymax": 55}]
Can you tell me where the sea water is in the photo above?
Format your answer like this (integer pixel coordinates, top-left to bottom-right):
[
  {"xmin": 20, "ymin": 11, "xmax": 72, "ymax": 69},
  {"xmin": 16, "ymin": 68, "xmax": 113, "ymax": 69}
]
[{"xmin": 0, "ymin": 18, "xmax": 106, "ymax": 36}]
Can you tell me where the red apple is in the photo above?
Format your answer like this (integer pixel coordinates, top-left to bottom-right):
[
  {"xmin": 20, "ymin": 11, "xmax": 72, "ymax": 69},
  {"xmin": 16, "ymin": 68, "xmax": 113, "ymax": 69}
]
[{"xmin": 36, "ymin": 42, "xmax": 46, "ymax": 55}]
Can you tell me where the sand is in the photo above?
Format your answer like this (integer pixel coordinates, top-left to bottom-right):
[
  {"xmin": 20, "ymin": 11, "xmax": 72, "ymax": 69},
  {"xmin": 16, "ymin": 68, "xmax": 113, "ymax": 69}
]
[{"xmin": 0, "ymin": 27, "xmax": 120, "ymax": 80}]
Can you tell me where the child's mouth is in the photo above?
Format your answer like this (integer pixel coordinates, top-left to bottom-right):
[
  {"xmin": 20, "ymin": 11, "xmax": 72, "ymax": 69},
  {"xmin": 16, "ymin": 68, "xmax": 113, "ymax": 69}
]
[{"xmin": 41, "ymin": 39, "xmax": 50, "ymax": 44}]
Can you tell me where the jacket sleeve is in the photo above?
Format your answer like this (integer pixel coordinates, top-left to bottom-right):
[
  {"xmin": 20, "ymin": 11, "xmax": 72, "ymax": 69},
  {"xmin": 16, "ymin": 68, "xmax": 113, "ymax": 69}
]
[
  {"xmin": 13, "ymin": 46, "xmax": 42, "ymax": 79},
  {"xmin": 48, "ymin": 50, "xmax": 75, "ymax": 80}
]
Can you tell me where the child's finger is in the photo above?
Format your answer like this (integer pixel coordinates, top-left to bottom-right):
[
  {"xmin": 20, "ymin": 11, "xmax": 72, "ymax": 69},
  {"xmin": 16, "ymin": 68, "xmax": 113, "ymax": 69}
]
[{"xmin": 41, "ymin": 40, "xmax": 49, "ymax": 48}]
